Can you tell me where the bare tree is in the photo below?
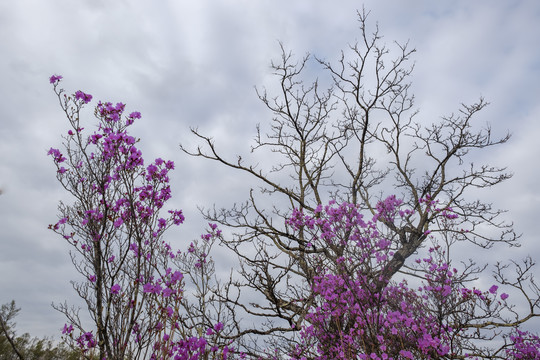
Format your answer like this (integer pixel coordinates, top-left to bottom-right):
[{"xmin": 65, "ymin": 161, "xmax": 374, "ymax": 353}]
[{"xmin": 181, "ymin": 9, "xmax": 538, "ymax": 359}]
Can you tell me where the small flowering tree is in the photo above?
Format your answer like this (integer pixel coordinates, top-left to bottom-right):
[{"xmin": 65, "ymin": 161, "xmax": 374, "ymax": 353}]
[{"xmin": 48, "ymin": 76, "xmax": 241, "ymax": 360}]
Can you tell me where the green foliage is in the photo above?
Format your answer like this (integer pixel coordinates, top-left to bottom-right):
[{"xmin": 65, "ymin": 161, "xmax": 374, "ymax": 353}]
[{"xmin": 0, "ymin": 301, "xmax": 82, "ymax": 360}]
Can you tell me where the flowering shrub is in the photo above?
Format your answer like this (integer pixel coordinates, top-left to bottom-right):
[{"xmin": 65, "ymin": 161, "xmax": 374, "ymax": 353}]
[
  {"xmin": 286, "ymin": 198, "xmax": 540, "ymax": 360},
  {"xmin": 48, "ymin": 76, "xmax": 243, "ymax": 360}
]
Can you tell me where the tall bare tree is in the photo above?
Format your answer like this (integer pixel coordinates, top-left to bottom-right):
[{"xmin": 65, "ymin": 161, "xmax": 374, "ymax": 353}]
[{"xmin": 182, "ymin": 9, "xmax": 538, "ymax": 359}]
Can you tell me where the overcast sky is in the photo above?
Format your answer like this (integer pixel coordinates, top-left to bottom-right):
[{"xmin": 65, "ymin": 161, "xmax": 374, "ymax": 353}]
[{"xmin": 1, "ymin": 0, "xmax": 539, "ymax": 340}]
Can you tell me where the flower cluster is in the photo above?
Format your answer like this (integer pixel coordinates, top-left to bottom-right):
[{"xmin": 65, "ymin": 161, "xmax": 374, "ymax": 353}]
[
  {"xmin": 75, "ymin": 90, "xmax": 92, "ymax": 104},
  {"xmin": 49, "ymin": 74, "xmax": 62, "ymax": 84},
  {"xmin": 288, "ymin": 198, "xmax": 538, "ymax": 360},
  {"xmin": 97, "ymin": 101, "xmax": 126, "ymax": 122},
  {"xmin": 293, "ymin": 267, "xmax": 454, "ymax": 359},
  {"xmin": 506, "ymin": 330, "xmax": 540, "ymax": 359}
]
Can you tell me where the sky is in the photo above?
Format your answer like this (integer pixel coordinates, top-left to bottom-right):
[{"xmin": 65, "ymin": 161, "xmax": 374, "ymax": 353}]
[{"xmin": 1, "ymin": 0, "xmax": 540, "ymax": 340}]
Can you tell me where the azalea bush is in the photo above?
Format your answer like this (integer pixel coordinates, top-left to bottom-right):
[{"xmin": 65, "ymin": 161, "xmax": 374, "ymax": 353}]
[
  {"xmin": 286, "ymin": 198, "xmax": 539, "ymax": 359},
  {"xmin": 48, "ymin": 75, "xmax": 241, "ymax": 360}
]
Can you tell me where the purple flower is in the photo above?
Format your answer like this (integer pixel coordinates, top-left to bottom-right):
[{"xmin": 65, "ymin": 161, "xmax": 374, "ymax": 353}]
[
  {"xmin": 399, "ymin": 350, "xmax": 413, "ymax": 359},
  {"xmin": 143, "ymin": 282, "xmax": 162, "ymax": 294},
  {"xmin": 169, "ymin": 209, "xmax": 185, "ymax": 225},
  {"xmin": 213, "ymin": 322, "xmax": 224, "ymax": 332},
  {"xmin": 129, "ymin": 111, "xmax": 141, "ymax": 119},
  {"xmin": 165, "ymin": 160, "xmax": 175, "ymax": 170},
  {"xmin": 75, "ymin": 90, "xmax": 93, "ymax": 104},
  {"xmin": 157, "ymin": 218, "xmax": 167, "ymax": 230},
  {"xmin": 62, "ymin": 323, "xmax": 73, "ymax": 335},
  {"xmin": 111, "ymin": 284, "xmax": 121, "ymax": 294},
  {"xmin": 90, "ymin": 133, "xmax": 102, "ymax": 144},
  {"xmin": 88, "ymin": 275, "xmax": 96, "ymax": 283},
  {"xmin": 146, "ymin": 164, "xmax": 158, "ymax": 178},
  {"xmin": 143, "ymin": 282, "xmax": 154, "ymax": 293},
  {"xmin": 113, "ymin": 217, "xmax": 123, "ymax": 228},
  {"xmin": 47, "ymin": 147, "xmax": 66, "ymax": 163},
  {"xmin": 376, "ymin": 238, "xmax": 391, "ymax": 250},
  {"xmin": 501, "ymin": 293, "xmax": 509, "ymax": 300},
  {"xmin": 162, "ymin": 287, "xmax": 173, "ymax": 298},
  {"xmin": 489, "ymin": 285, "xmax": 498, "ymax": 294},
  {"xmin": 129, "ymin": 242, "xmax": 139, "ymax": 254},
  {"xmin": 49, "ymin": 75, "xmax": 62, "ymax": 83},
  {"xmin": 171, "ymin": 270, "xmax": 183, "ymax": 283}
]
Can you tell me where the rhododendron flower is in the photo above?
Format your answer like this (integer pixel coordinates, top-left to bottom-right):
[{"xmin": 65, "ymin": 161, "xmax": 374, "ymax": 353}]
[
  {"xmin": 113, "ymin": 217, "xmax": 123, "ymax": 228},
  {"xmin": 111, "ymin": 284, "xmax": 121, "ymax": 294},
  {"xmin": 171, "ymin": 270, "xmax": 183, "ymax": 283},
  {"xmin": 49, "ymin": 74, "xmax": 62, "ymax": 83},
  {"xmin": 142, "ymin": 283, "xmax": 154, "ymax": 293},
  {"xmin": 399, "ymin": 350, "xmax": 413, "ymax": 359},
  {"xmin": 162, "ymin": 287, "xmax": 173, "ymax": 297},
  {"xmin": 165, "ymin": 160, "xmax": 174, "ymax": 170},
  {"xmin": 169, "ymin": 209, "xmax": 185, "ymax": 225},
  {"xmin": 62, "ymin": 323, "xmax": 73, "ymax": 335},
  {"xmin": 75, "ymin": 90, "xmax": 93, "ymax": 104},
  {"xmin": 47, "ymin": 147, "xmax": 66, "ymax": 163}
]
